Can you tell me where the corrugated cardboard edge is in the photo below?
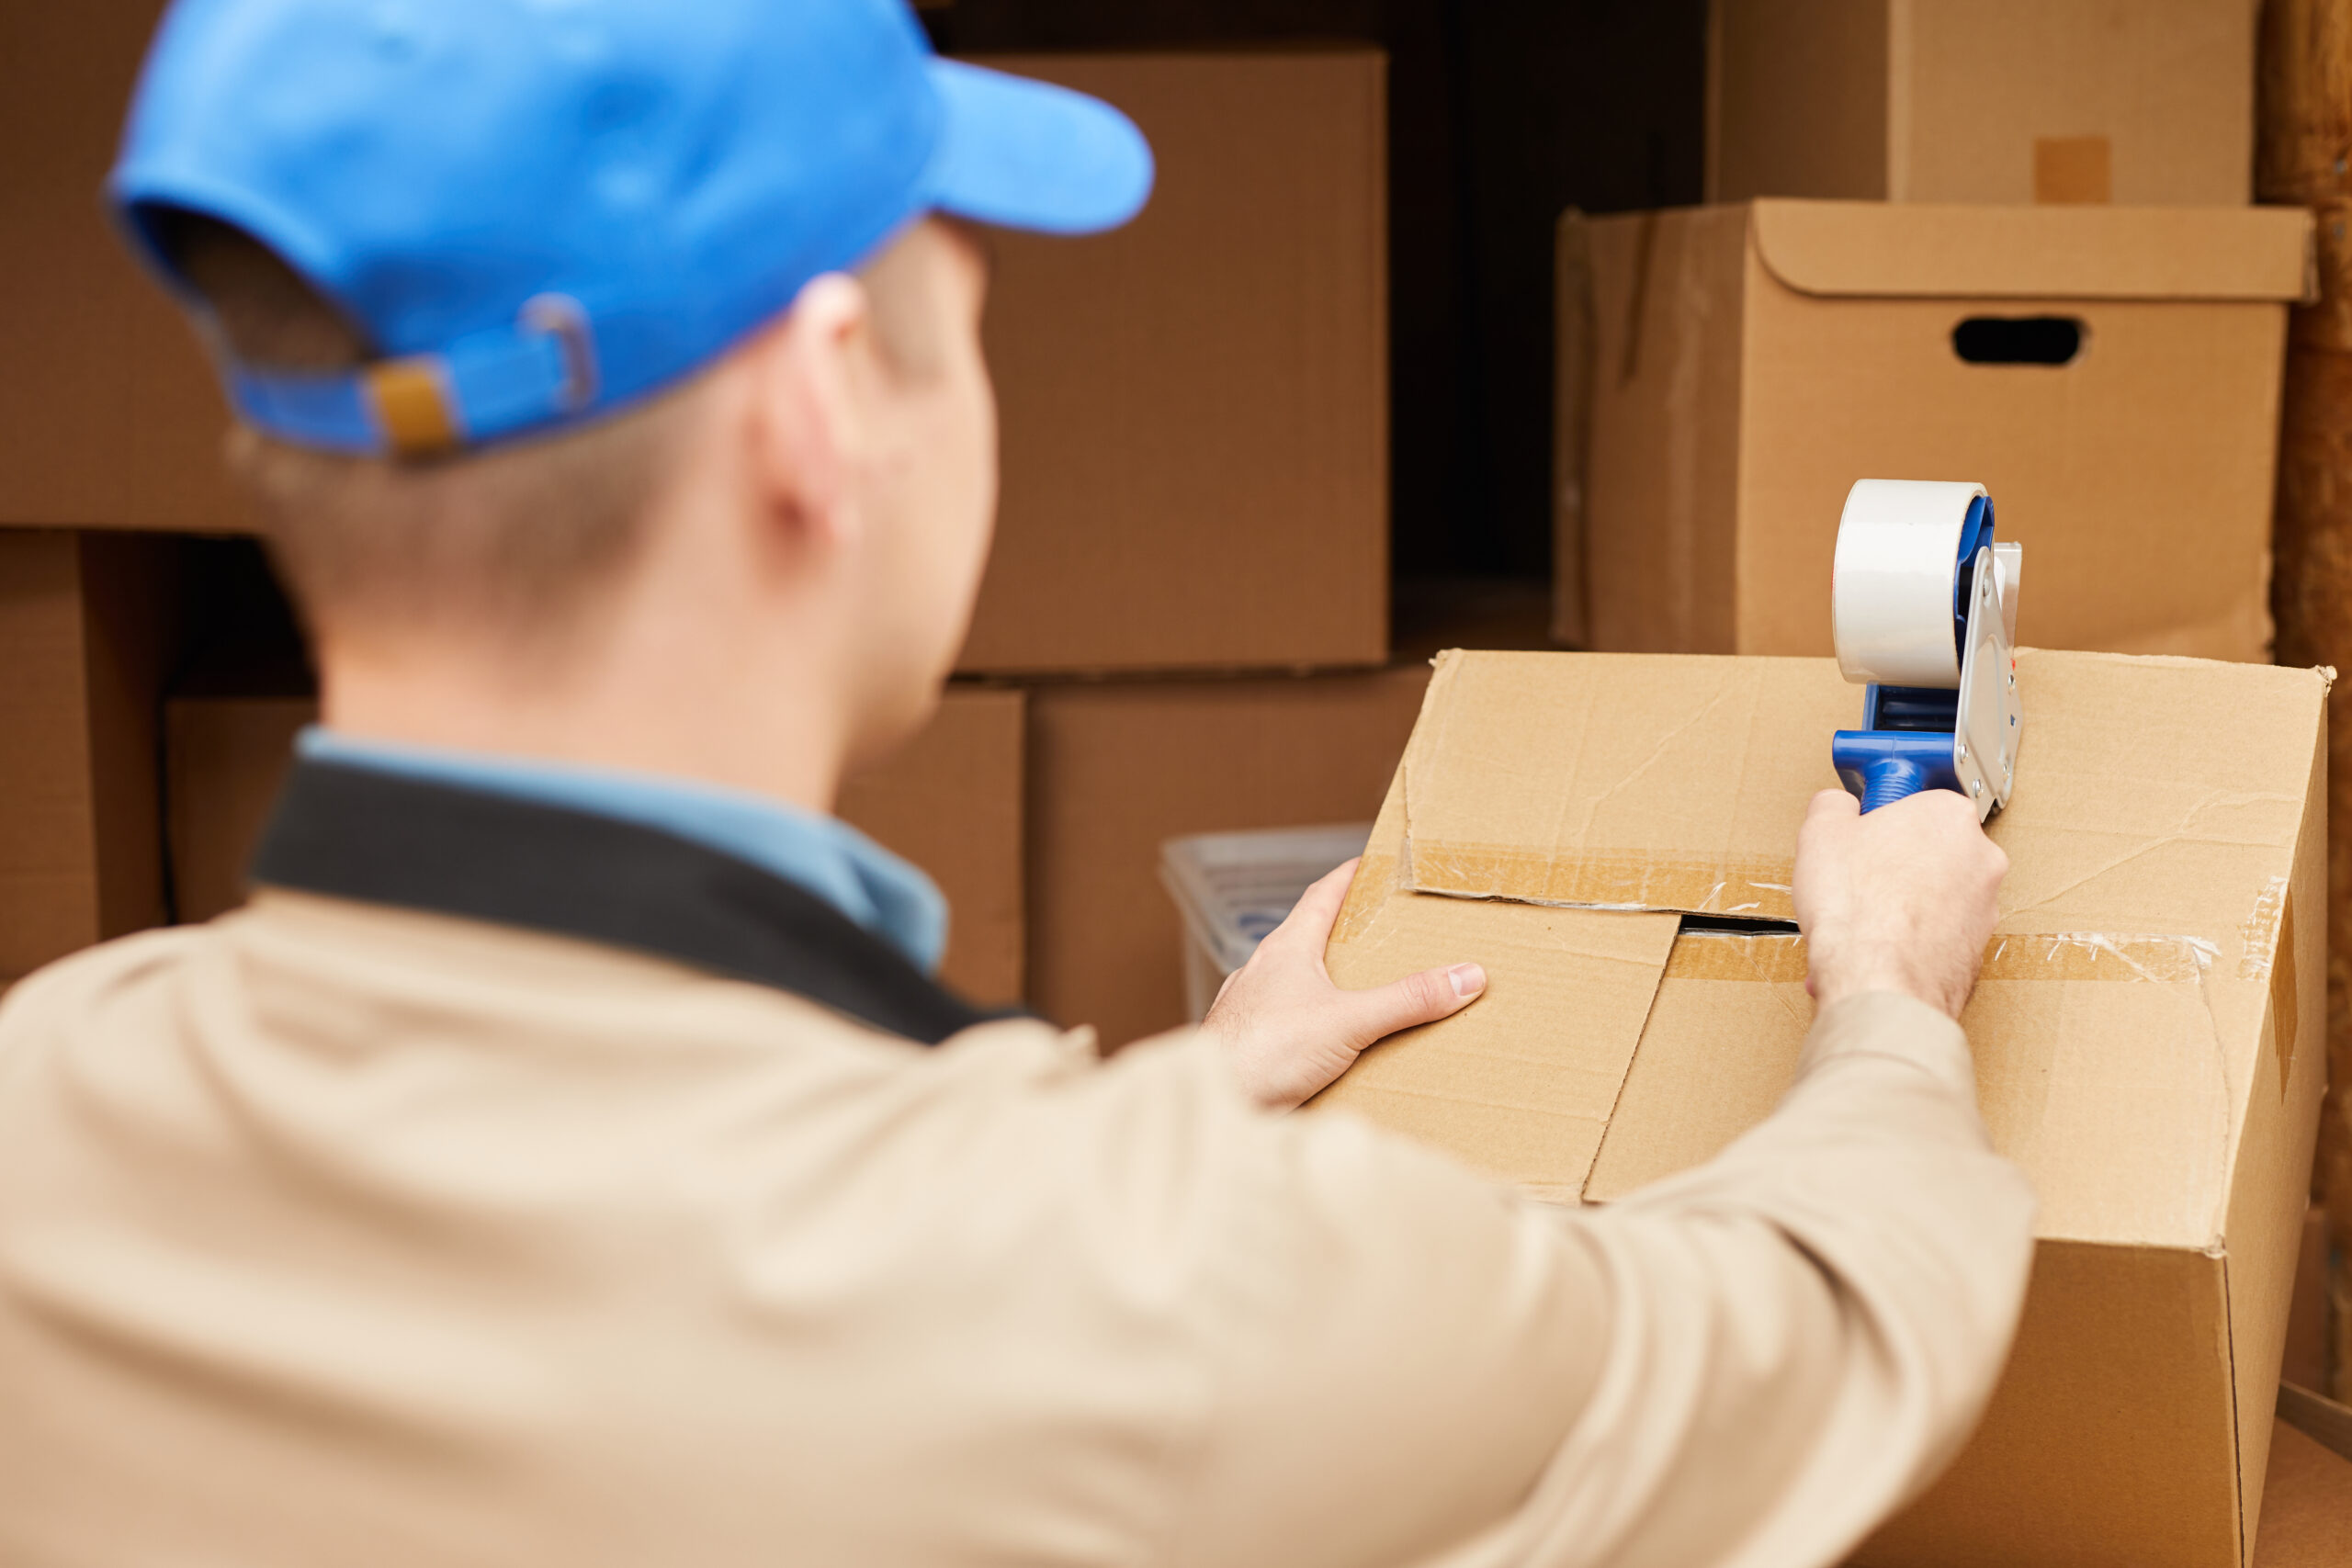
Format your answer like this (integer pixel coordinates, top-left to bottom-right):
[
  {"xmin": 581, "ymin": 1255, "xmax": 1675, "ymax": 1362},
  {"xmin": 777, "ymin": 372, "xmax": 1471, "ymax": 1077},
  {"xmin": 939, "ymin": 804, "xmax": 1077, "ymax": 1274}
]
[
  {"xmin": 1749, "ymin": 199, "xmax": 2317, "ymax": 302},
  {"xmin": 2217, "ymin": 691, "xmax": 2333, "ymax": 1565},
  {"xmin": 1390, "ymin": 648, "xmax": 1459, "ymax": 900},
  {"xmin": 1333, "ymin": 655, "xmax": 1459, "ymax": 951}
]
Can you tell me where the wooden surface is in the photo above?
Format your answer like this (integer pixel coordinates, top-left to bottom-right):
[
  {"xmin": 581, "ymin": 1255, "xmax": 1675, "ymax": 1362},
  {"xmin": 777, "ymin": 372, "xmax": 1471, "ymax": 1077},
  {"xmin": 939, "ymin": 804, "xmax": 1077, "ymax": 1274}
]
[
  {"xmin": 2260, "ymin": 0, "xmax": 2352, "ymax": 1402},
  {"xmin": 2256, "ymin": 1403, "xmax": 2352, "ymax": 1563}
]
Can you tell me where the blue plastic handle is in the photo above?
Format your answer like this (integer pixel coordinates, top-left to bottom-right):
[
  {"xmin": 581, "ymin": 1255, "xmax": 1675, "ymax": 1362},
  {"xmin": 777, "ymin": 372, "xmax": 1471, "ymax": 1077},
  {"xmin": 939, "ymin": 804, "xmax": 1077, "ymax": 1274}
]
[{"xmin": 1830, "ymin": 729, "xmax": 1960, "ymax": 813}]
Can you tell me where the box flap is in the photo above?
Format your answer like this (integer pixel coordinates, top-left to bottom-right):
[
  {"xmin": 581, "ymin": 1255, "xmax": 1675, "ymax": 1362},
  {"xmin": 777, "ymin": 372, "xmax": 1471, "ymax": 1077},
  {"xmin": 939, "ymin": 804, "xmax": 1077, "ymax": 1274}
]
[
  {"xmin": 1316, "ymin": 767, "xmax": 1679, "ymax": 1202},
  {"xmin": 1356, "ymin": 648, "xmax": 2326, "ymax": 1248},
  {"xmin": 1584, "ymin": 933, "xmax": 1813, "ymax": 1202},
  {"xmin": 1395, "ymin": 649, "xmax": 1844, "ymax": 919},
  {"xmin": 1592, "ymin": 930, "xmax": 2244, "ymax": 1247},
  {"xmin": 1749, "ymin": 199, "xmax": 2315, "ymax": 302},
  {"xmin": 1399, "ymin": 649, "xmax": 2322, "ymax": 957}
]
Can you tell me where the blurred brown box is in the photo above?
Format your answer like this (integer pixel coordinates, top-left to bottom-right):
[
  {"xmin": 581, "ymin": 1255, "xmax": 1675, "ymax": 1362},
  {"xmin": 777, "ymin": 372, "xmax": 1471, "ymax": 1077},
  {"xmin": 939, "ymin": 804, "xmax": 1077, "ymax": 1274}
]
[
  {"xmin": 1025, "ymin": 666, "xmax": 1426, "ymax": 1051},
  {"xmin": 1708, "ymin": 0, "xmax": 2255, "ymax": 206},
  {"xmin": 0, "ymin": 3, "xmax": 243, "ymax": 534},
  {"xmin": 958, "ymin": 51, "xmax": 1389, "ymax": 674},
  {"xmin": 0, "ymin": 531, "xmax": 178, "ymax": 979}
]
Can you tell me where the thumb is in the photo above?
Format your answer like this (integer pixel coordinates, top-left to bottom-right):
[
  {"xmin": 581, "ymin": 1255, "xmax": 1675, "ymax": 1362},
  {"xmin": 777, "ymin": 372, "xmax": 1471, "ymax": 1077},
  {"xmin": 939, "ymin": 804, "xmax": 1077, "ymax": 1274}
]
[
  {"xmin": 1342, "ymin": 962, "xmax": 1487, "ymax": 1048},
  {"xmin": 1806, "ymin": 786, "xmax": 1860, "ymax": 826}
]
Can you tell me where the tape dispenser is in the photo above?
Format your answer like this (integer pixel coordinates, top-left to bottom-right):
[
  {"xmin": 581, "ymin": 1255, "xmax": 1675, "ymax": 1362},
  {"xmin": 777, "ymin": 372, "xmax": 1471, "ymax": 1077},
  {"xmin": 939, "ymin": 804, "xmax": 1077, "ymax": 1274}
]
[{"xmin": 1829, "ymin": 479, "xmax": 2023, "ymax": 819}]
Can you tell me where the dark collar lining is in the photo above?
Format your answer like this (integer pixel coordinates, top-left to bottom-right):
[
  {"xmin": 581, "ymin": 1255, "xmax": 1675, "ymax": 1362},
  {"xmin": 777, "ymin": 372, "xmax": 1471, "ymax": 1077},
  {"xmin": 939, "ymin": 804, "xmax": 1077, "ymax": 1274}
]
[{"xmin": 249, "ymin": 758, "xmax": 1006, "ymax": 1045}]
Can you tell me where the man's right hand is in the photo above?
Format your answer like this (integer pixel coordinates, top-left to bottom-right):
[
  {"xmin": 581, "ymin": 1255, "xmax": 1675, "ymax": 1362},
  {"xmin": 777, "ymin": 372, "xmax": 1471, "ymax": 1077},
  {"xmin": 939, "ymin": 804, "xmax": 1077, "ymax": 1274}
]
[{"xmin": 1791, "ymin": 787, "xmax": 2008, "ymax": 1020}]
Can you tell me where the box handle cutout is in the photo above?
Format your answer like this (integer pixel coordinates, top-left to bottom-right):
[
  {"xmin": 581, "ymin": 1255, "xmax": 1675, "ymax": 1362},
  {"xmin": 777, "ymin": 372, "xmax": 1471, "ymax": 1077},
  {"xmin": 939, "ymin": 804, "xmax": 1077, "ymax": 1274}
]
[{"xmin": 1951, "ymin": 317, "xmax": 2084, "ymax": 367}]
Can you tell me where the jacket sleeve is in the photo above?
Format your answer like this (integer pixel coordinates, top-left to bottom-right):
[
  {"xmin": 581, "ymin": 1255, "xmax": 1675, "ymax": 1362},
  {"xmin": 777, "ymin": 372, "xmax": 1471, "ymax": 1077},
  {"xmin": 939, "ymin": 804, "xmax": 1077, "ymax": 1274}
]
[{"xmin": 1163, "ymin": 990, "xmax": 2037, "ymax": 1568}]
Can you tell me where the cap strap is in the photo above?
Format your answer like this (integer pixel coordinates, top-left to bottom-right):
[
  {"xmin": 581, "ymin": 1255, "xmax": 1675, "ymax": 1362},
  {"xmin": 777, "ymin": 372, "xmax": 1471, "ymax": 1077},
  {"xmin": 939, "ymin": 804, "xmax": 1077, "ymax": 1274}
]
[
  {"xmin": 367, "ymin": 357, "xmax": 463, "ymax": 457},
  {"xmin": 224, "ymin": 301, "xmax": 594, "ymax": 457}
]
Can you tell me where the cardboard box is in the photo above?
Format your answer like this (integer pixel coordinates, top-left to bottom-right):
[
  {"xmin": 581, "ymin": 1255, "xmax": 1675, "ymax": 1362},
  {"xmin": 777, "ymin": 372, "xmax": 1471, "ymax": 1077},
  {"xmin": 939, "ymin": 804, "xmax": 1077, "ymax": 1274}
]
[
  {"xmin": 0, "ymin": 2, "xmax": 244, "ymax": 533},
  {"xmin": 837, "ymin": 688, "xmax": 1026, "ymax": 1007},
  {"xmin": 163, "ymin": 688, "xmax": 1028, "ymax": 1005},
  {"xmin": 958, "ymin": 51, "xmax": 1388, "ymax": 674},
  {"xmin": 1569, "ymin": 200, "xmax": 2312, "ymax": 666},
  {"xmin": 0, "ymin": 530, "xmax": 179, "ymax": 978},
  {"xmin": 1026, "ymin": 667, "xmax": 1427, "ymax": 1050},
  {"xmin": 163, "ymin": 694, "xmax": 313, "ymax": 928},
  {"xmin": 1320, "ymin": 648, "xmax": 2328, "ymax": 1568},
  {"xmin": 1707, "ymin": 0, "xmax": 2256, "ymax": 207}
]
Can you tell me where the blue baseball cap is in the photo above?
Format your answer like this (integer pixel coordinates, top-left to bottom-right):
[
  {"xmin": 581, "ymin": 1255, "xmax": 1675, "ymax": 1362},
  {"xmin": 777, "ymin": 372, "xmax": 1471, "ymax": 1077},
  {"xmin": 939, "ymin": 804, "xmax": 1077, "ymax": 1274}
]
[{"xmin": 107, "ymin": 0, "xmax": 1152, "ymax": 458}]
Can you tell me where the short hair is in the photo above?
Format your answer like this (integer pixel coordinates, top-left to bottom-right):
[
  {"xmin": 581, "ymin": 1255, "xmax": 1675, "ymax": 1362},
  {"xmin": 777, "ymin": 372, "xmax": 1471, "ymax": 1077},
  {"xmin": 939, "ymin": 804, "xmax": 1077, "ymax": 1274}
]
[{"xmin": 153, "ymin": 208, "xmax": 954, "ymax": 645}]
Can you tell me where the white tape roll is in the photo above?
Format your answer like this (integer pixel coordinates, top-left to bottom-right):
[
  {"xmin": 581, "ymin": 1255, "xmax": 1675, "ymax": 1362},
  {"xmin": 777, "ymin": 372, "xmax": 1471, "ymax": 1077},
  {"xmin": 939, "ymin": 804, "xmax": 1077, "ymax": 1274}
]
[{"xmin": 1831, "ymin": 479, "xmax": 1989, "ymax": 688}]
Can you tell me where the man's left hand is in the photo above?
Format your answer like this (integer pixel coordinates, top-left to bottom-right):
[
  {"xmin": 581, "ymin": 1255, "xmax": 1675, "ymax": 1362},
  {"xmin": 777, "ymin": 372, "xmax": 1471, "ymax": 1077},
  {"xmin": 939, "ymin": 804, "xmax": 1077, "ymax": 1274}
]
[{"xmin": 1202, "ymin": 859, "xmax": 1487, "ymax": 1111}]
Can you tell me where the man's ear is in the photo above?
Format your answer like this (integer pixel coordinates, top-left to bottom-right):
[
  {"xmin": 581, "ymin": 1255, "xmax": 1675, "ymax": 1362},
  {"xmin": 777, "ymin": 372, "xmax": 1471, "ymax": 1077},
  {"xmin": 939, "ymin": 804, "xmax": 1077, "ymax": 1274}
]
[{"xmin": 742, "ymin": 271, "xmax": 875, "ymax": 549}]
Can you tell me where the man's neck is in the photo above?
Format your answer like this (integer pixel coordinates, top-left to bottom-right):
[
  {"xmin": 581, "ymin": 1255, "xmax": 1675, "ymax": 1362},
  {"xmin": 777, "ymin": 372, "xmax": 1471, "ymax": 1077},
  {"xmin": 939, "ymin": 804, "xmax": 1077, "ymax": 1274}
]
[{"xmin": 317, "ymin": 634, "xmax": 850, "ymax": 818}]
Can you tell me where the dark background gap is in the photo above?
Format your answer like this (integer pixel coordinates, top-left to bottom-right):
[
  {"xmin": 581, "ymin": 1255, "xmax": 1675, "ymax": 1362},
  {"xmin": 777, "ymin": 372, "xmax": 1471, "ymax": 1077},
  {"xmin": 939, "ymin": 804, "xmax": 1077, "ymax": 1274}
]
[{"xmin": 1679, "ymin": 914, "xmax": 1803, "ymax": 936}]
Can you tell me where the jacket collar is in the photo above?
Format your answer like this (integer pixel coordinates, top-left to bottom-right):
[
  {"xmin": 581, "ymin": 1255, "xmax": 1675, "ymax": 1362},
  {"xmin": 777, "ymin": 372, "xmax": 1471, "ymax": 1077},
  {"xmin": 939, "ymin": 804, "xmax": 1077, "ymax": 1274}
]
[
  {"xmin": 293, "ymin": 727, "xmax": 949, "ymax": 973},
  {"xmin": 249, "ymin": 757, "xmax": 1006, "ymax": 1045}
]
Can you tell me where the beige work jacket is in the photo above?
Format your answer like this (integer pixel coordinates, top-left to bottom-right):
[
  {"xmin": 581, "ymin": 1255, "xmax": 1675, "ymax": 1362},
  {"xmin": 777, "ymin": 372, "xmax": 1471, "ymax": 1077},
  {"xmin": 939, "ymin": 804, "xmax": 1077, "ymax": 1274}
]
[{"xmin": 0, "ymin": 888, "xmax": 2033, "ymax": 1568}]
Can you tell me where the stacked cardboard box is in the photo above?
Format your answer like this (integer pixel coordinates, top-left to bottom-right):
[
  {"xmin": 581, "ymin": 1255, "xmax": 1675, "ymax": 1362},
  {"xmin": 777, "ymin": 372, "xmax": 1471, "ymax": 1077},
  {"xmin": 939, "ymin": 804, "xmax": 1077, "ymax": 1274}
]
[
  {"xmin": 964, "ymin": 50, "xmax": 1389, "ymax": 675},
  {"xmin": 0, "ymin": 532, "xmax": 178, "ymax": 979},
  {"xmin": 1557, "ymin": 5, "xmax": 2307, "ymax": 663},
  {"xmin": 1560, "ymin": 200, "xmax": 2311, "ymax": 662},
  {"xmin": 1706, "ymin": 0, "xmax": 2257, "ymax": 207},
  {"xmin": 1525, "ymin": 10, "xmax": 2335, "ymax": 1555}
]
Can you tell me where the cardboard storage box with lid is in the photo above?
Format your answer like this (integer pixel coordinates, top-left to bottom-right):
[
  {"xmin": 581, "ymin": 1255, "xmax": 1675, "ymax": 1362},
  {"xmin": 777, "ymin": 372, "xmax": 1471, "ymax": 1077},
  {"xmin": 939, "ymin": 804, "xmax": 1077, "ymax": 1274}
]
[
  {"xmin": 0, "ymin": 21, "xmax": 1390, "ymax": 680},
  {"xmin": 1317, "ymin": 648, "xmax": 2329, "ymax": 1568},
  {"xmin": 164, "ymin": 686, "xmax": 1030, "ymax": 1006},
  {"xmin": 1707, "ymin": 0, "xmax": 2256, "ymax": 207},
  {"xmin": 1559, "ymin": 200, "xmax": 2312, "ymax": 667}
]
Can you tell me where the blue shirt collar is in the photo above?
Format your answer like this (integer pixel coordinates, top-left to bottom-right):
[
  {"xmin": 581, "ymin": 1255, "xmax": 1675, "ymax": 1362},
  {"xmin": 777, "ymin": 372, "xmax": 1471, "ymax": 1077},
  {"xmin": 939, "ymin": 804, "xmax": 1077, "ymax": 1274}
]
[{"xmin": 294, "ymin": 728, "xmax": 949, "ymax": 975}]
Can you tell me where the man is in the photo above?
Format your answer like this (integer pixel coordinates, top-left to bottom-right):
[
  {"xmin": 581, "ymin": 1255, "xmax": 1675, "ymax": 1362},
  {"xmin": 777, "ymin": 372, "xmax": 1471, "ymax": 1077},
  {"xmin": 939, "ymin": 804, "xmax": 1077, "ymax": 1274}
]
[{"xmin": 0, "ymin": 1, "xmax": 2032, "ymax": 1563}]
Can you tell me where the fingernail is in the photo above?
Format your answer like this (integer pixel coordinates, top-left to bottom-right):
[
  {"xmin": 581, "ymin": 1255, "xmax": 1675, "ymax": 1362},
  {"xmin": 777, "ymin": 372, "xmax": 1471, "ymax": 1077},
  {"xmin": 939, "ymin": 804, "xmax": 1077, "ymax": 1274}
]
[{"xmin": 1448, "ymin": 963, "xmax": 1487, "ymax": 998}]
